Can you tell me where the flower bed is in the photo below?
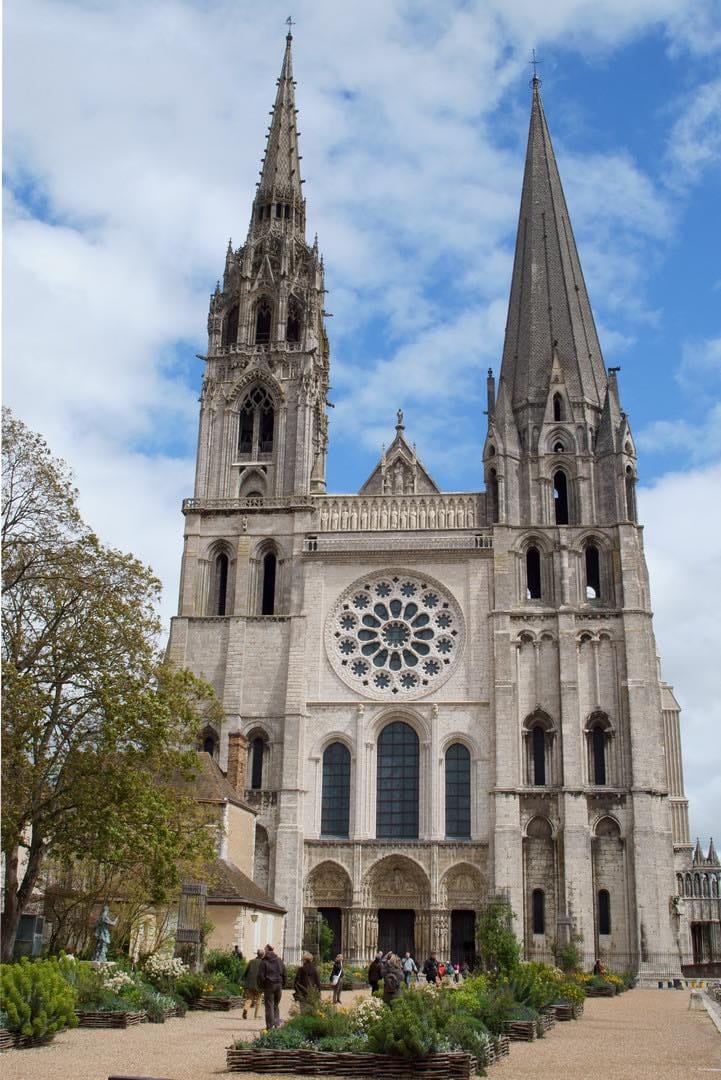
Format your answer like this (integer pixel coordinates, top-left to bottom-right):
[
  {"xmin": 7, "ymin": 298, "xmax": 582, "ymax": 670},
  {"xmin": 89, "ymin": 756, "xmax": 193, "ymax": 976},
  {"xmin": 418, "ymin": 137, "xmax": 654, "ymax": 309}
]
[
  {"xmin": 195, "ymin": 994, "xmax": 244, "ymax": 1011},
  {"xmin": 226, "ymin": 1047, "xmax": 474, "ymax": 1078},
  {"xmin": 75, "ymin": 1009, "xmax": 146, "ymax": 1028}
]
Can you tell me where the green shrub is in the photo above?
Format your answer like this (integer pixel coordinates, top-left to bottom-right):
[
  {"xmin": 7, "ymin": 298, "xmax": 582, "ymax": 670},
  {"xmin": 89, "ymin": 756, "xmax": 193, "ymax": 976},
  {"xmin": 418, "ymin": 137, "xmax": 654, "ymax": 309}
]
[
  {"xmin": 140, "ymin": 988, "xmax": 177, "ymax": 1023},
  {"xmin": 443, "ymin": 1012, "xmax": 491, "ymax": 1070},
  {"xmin": 0, "ymin": 958, "xmax": 77, "ymax": 1041},
  {"xmin": 174, "ymin": 971, "xmax": 210, "ymax": 1006},
  {"xmin": 366, "ymin": 995, "xmax": 437, "ymax": 1059},
  {"xmin": 316, "ymin": 1033, "xmax": 369, "ymax": 1052},
  {"xmin": 204, "ymin": 948, "xmax": 246, "ymax": 986},
  {"xmin": 253, "ymin": 1025, "xmax": 313, "ymax": 1049}
]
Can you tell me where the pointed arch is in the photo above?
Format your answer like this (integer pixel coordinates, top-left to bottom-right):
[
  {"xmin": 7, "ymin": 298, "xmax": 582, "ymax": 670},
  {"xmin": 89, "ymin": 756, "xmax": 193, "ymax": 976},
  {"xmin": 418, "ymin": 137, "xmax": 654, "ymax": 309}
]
[
  {"xmin": 625, "ymin": 465, "xmax": 637, "ymax": 523},
  {"xmin": 206, "ymin": 541, "xmax": 234, "ymax": 616},
  {"xmin": 254, "ymin": 295, "xmax": 272, "ymax": 344},
  {"xmin": 488, "ymin": 468, "xmax": 499, "ymax": 523},
  {"xmin": 553, "ymin": 469, "xmax": 570, "ymax": 524},
  {"xmin": 553, "ymin": 393, "xmax": 564, "ymax": 421},
  {"xmin": 238, "ymin": 384, "xmax": 275, "ymax": 458},
  {"xmin": 222, "ymin": 303, "xmax": 239, "ymax": 347},
  {"xmin": 250, "ymin": 538, "xmax": 285, "ymax": 616},
  {"xmin": 286, "ymin": 295, "xmax": 302, "ymax": 343}
]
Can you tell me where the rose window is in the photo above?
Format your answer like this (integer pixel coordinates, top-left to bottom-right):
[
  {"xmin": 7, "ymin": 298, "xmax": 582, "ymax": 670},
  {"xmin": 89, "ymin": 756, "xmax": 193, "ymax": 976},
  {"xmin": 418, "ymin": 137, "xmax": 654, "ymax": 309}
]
[{"xmin": 326, "ymin": 571, "xmax": 465, "ymax": 699}]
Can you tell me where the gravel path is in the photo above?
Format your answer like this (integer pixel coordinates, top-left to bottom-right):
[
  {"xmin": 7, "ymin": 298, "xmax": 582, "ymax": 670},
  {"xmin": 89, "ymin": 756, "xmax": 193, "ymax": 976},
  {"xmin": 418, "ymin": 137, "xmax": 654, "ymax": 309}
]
[
  {"xmin": 494, "ymin": 988, "xmax": 721, "ymax": 1080},
  {"xmin": 2, "ymin": 987, "xmax": 719, "ymax": 1080}
]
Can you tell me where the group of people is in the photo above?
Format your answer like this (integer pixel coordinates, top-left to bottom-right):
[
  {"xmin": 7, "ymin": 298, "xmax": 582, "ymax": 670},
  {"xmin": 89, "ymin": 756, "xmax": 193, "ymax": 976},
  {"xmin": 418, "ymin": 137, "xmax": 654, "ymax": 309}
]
[
  {"xmin": 368, "ymin": 950, "xmax": 470, "ymax": 996},
  {"xmin": 240, "ymin": 943, "xmax": 473, "ymax": 1030}
]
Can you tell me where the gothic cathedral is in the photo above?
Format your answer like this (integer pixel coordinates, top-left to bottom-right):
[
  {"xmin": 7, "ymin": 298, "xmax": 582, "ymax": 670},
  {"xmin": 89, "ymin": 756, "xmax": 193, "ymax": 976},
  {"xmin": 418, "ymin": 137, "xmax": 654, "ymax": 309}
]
[{"xmin": 168, "ymin": 31, "xmax": 711, "ymax": 977}]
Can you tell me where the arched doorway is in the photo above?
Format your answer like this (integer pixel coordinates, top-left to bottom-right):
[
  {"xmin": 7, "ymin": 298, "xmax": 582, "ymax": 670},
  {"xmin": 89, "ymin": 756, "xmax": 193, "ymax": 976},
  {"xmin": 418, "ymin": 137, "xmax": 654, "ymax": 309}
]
[
  {"xmin": 304, "ymin": 861, "xmax": 353, "ymax": 959},
  {"xmin": 362, "ymin": 855, "xmax": 431, "ymax": 961}
]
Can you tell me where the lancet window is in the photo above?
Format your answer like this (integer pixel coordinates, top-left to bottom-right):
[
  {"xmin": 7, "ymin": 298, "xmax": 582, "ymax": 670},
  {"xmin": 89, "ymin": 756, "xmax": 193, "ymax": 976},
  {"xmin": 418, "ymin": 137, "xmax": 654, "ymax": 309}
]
[
  {"xmin": 321, "ymin": 742, "xmax": 351, "ymax": 838},
  {"xmin": 445, "ymin": 742, "xmax": 471, "ymax": 839},
  {"xmin": 238, "ymin": 385, "xmax": 275, "ymax": 458},
  {"xmin": 255, "ymin": 297, "xmax": 272, "ymax": 344},
  {"xmin": 376, "ymin": 721, "xmax": 419, "ymax": 839}
]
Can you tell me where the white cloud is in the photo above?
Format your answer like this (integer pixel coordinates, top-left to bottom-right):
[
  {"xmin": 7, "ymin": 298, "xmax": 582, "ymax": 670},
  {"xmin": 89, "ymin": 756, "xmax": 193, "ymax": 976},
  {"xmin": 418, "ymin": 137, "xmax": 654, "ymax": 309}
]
[
  {"xmin": 637, "ymin": 335, "xmax": 721, "ymax": 460},
  {"xmin": 641, "ymin": 462, "xmax": 721, "ymax": 843},
  {"xmin": 667, "ymin": 77, "xmax": 721, "ymax": 186}
]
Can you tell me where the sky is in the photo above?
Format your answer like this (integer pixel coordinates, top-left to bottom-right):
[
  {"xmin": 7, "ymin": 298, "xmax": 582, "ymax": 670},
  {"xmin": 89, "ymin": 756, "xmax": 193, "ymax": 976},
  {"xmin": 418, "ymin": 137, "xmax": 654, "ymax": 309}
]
[{"xmin": 4, "ymin": 0, "xmax": 720, "ymax": 844}]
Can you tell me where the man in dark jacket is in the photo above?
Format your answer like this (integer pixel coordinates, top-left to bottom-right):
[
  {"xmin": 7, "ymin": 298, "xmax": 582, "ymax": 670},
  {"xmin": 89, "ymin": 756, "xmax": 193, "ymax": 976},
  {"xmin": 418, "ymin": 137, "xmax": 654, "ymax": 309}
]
[
  {"xmin": 422, "ymin": 952, "xmax": 440, "ymax": 986},
  {"xmin": 368, "ymin": 951, "xmax": 384, "ymax": 994},
  {"xmin": 242, "ymin": 948, "xmax": 264, "ymax": 1019},
  {"xmin": 382, "ymin": 955, "xmax": 403, "ymax": 1003},
  {"xmin": 294, "ymin": 952, "xmax": 321, "ymax": 1012},
  {"xmin": 258, "ymin": 943, "xmax": 286, "ymax": 1029}
]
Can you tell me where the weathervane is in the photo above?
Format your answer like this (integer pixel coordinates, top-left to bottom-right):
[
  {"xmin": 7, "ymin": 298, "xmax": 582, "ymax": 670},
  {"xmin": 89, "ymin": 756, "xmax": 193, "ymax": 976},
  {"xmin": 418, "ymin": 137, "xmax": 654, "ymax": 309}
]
[
  {"xmin": 529, "ymin": 48, "xmax": 542, "ymax": 86},
  {"xmin": 286, "ymin": 15, "xmax": 295, "ymax": 35}
]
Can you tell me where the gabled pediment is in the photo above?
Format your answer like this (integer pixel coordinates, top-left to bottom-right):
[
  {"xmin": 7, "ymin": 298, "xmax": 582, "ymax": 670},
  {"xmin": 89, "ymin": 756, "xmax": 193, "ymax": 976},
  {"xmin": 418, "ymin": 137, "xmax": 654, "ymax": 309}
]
[{"xmin": 360, "ymin": 412, "xmax": 440, "ymax": 496}]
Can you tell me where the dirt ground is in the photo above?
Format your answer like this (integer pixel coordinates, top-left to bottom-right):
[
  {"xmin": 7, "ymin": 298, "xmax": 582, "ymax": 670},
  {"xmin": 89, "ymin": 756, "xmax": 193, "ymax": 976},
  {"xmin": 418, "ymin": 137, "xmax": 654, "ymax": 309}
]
[{"xmin": 2, "ymin": 987, "xmax": 719, "ymax": 1080}]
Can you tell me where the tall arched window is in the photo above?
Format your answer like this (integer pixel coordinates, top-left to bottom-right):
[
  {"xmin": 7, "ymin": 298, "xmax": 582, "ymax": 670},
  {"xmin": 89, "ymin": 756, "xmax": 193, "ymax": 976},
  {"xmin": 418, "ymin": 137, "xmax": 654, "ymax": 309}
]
[
  {"xmin": 238, "ymin": 385, "xmax": 275, "ymax": 457},
  {"xmin": 598, "ymin": 888, "xmax": 611, "ymax": 935},
  {"xmin": 286, "ymin": 297, "xmax": 301, "ymax": 343},
  {"xmin": 553, "ymin": 394, "xmax": 564, "ymax": 421},
  {"xmin": 445, "ymin": 743, "xmax": 471, "ymax": 839},
  {"xmin": 625, "ymin": 466, "xmax": 637, "ymax": 523},
  {"xmin": 585, "ymin": 544, "xmax": 601, "ymax": 599},
  {"xmin": 526, "ymin": 546, "xmax": 541, "ymax": 599},
  {"xmin": 261, "ymin": 551, "xmax": 277, "ymax": 615},
  {"xmin": 214, "ymin": 552, "xmax": 229, "ymax": 615},
  {"xmin": 255, "ymin": 297, "xmax": 272, "ymax": 343},
  {"xmin": 532, "ymin": 888, "xmax": 545, "ymax": 934},
  {"xmin": 591, "ymin": 724, "xmax": 607, "ymax": 785},
  {"xmin": 553, "ymin": 471, "xmax": 569, "ymax": 524},
  {"xmin": 321, "ymin": 742, "xmax": 351, "ymax": 838},
  {"xmin": 488, "ymin": 469, "xmax": 499, "ymax": 523},
  {"xmin": 532, "ymin": 725, "xmax": 546, "ymax": 785},
  {"xmin": 222, "ymin": 304, "xmax": 239, "ymax": 347},
  {"xmin": 376, "ymin": 722, "xmax": 419, "ymax": 839},
  {"xmin": 250, "ymin": 735, "xmax": 265, "ymax": 790}
]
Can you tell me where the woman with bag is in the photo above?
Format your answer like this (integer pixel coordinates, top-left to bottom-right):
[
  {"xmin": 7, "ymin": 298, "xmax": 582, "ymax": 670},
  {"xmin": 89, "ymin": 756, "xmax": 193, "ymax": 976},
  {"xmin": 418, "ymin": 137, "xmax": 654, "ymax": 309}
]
[{"xmin": 330, "ymin": 953, "xmax": 344, "ymax": 1004}]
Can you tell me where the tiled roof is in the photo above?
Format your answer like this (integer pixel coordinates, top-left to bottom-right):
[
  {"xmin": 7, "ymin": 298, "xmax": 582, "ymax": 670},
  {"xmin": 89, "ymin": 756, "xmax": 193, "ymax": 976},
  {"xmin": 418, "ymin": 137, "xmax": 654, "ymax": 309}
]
[
  {"xmin": 174, "ymin": 752, "xmax": 255, "ymax": 813},
  {"xmin": 206, "ymin": 858, "xmax": 286, "ymax": 914}
]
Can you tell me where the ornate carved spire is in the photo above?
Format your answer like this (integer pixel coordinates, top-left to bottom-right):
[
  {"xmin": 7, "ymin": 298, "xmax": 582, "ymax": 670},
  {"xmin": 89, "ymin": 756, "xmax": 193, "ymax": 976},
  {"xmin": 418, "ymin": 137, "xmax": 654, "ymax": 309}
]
[
  {"xmin": 499, "ymin": 77, "xmax": 607, "ymax": 423},
  {"xmin": 252, "ymin": 29, "xmax": 305, "ymax": 239}
]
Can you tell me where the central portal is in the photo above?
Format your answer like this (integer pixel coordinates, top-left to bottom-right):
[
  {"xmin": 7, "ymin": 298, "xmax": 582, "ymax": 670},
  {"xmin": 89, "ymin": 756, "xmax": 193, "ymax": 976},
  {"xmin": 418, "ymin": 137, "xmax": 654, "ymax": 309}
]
[{"xmin": 378, "ymin": 909, "xmax": 415, "ymax": 956}]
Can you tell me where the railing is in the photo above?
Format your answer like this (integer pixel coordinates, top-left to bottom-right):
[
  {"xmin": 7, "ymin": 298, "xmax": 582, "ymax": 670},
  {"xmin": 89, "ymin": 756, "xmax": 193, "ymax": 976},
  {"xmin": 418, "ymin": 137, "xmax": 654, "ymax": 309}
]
[
  {"xmin": 314, "ymin": 493, "xmax": 485, "ymax": 532},
  {"xmin": 303, "ymin": 533, "xmax": 492, "ymax": 553},
  {"xmin": 183, "ymin": 496, "xmax": 314, "ymax": 513},
  {"xmin": 211, "ymin": 341, "xmax": 304, "ymax": 357}
]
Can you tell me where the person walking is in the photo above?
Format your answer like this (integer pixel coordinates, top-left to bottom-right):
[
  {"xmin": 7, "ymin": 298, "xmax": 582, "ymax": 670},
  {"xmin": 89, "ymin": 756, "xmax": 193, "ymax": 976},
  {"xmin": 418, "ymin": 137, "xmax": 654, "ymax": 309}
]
[
  {"xmin": 242, "ymin": 948, "xmax": 264, "ymax": 1019},
  {"xmin": 368, "ymin": 951, "xmax": 384, "ymax": 994},
  {"xmin": 401, "ymin": 951, "xmax": 417, "ymax": 987},
  {"xmin": 382, "ymin": 954, "xmax": 404, "ymax": 1004},
  {"xmin": 330, "ymin": 953, "xmax": 344, "ymax": 1004},
  {"xmin": 422, "ymin": 952, "xmax": 440, "ymax": 986},
  {"xmin": 294, "ymin": 952, "xmax": 321, "ymax": 1012},
  {"xmin": 258, "ymin": 943, "xmax": 286, "ymax": 1029}
]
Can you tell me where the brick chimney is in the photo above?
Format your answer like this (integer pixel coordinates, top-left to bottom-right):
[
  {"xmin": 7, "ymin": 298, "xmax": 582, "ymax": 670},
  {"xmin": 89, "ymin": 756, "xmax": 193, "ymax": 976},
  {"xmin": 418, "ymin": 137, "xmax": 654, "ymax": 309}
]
[{"xmin": 226, "ymin": 731, "xmax": 248, "ymax": 795}]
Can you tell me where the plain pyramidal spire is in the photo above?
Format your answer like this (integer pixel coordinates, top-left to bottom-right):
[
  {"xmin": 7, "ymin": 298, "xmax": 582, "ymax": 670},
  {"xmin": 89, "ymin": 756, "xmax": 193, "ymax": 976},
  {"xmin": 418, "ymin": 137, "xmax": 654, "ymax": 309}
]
[
  {"xmin": 257, "ymin": 28, "xmax": 303, "ymax": 201},
  {"xmin": 499, "ymin": 73, "xmax": 607, "ymax": 418}
]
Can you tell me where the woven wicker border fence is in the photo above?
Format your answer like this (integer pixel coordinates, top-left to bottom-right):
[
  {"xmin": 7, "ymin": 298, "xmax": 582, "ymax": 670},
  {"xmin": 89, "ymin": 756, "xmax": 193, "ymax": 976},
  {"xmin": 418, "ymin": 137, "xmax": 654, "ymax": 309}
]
[
  {"xmin": 226, "ymin": 1048, "xmax": 474, "ymax": 1077},
  {"xmin": 0, "ymin": 1029, "xmax": 57, "ymax": 1050},
  {"xmin": 550, "ymin": 1002, "xmax": 584, "ymax": 1020},
  {"xmin": 585, "ymin": 985, "xmax": 616, "ymax": 997},
  {"xmin": 75, "ymin": 1010, "xmax": 146, "ymax": 1028},
  {"xmin": 502, "ymin": 1019, "xmax": 536, "ymax": 1041},
  {"xmin": 195, "ymin": 994, "xmax": 244, "ymax": 1011},
  {"xmin": 538, "ymin": 1012, "xmax": 556, "ymax": 1034},
  {"xmin": 484, "ymin": 1034, "xmax": 511, "ymax": 1065}
]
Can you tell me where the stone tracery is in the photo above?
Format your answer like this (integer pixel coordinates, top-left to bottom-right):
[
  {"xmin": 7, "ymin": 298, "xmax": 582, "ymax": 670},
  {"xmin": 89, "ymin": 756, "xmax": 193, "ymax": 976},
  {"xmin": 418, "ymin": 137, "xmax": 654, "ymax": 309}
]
[{"xmin": 326, "ymin": 570, "xmax": 465, "ymax": 699}]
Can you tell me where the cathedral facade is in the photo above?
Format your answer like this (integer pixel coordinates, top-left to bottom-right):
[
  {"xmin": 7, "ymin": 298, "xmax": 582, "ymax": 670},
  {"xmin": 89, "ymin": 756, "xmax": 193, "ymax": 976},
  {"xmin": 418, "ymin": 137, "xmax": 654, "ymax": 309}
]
[{"xmin": 168, "ymin": 31, "xmax": 708, "ymax": 977}]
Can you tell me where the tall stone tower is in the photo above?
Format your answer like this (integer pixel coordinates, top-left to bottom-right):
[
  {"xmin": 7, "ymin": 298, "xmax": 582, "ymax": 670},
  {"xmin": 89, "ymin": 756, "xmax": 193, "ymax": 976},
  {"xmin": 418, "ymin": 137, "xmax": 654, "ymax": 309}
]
[
  {"xmin": 169, "ymin": 41, "xmax": 704, "ymax": 977},
  {"xmin": 482, "ymin": 75, "xmax": 691, "ymax": 973}
]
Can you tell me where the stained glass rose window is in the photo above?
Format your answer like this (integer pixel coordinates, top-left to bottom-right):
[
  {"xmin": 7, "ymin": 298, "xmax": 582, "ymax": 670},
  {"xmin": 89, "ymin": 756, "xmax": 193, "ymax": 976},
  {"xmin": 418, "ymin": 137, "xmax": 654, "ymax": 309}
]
[{"xmin": 326, "ymin": 571, "xmax": 465, "ymax": 699}]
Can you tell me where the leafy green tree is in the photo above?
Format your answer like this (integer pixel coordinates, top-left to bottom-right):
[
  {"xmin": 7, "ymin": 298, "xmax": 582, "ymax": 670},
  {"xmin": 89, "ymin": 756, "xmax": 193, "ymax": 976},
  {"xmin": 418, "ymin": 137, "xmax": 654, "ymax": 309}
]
[
  {"xmin": 1, "ymin": 410, "xmax": 221, "ymax": 960},
  {"xmin": 476, "ymin": 899, "xmax": 521, "ymax": 978}
]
